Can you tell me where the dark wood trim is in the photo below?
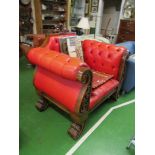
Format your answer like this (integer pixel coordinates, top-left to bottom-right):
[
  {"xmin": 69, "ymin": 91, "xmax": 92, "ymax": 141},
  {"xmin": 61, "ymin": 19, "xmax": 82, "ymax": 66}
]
[
  {"xmin": 115, "ymin": 51, "xmax": 129, "ymax": 98},
  {"xmin": 75, "ymin": 67, "xmax": 92, "ymax": 114},
  {"xmin": 42, "ymin": 93, "xmax": 70, "ymax": 114},
  {"xmin": 68, "ymin": 117, "xmax": 86, "ymax": 140}
]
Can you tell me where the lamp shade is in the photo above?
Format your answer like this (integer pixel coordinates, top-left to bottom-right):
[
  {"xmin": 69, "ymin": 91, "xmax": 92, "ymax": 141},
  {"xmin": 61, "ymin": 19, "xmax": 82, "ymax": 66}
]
[{"xmin": 77, "ymin": 17, "xmax": 90, "ymax": 30}]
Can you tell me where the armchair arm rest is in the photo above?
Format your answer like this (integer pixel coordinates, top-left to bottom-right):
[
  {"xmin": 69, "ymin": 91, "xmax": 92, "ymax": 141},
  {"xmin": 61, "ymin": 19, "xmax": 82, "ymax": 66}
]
[{"xmin": 27, "ymin": 47, "xmax": 89, "ymax": 81}]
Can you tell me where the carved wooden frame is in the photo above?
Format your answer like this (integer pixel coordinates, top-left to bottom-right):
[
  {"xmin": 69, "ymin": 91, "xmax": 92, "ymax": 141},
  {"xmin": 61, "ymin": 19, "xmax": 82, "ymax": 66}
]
[
  {"xmin": 23, "ymin": 36, "xmax": 128, "ymax": 140},
  {"xmin": 113, "ymin": 51, "xmax": 129, "ymax": 99}
]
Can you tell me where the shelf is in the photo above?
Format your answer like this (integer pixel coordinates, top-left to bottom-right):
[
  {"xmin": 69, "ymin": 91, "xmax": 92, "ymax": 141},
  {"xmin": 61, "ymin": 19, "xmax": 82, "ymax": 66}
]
[
  {"xmin": 34, "ymin": 0, "xmax": 68, "ymax": 34},
  {"xmin": 43, "ymin": 20, "xmax": 66, "ymax": 25},
  {"xmin": 43, "ymin": 29, "xmax": 62, "ymax": 34},
  {"xmin": 42, "ymin": 1, "xmax": 67, "ymax": 5},
  {"xmin": 43, "ymin": 29, "xmax": 53, "ymax": 33},
  {"xmin": 42, "ymin": 10, "xmax": 66, "ymax": 14}
]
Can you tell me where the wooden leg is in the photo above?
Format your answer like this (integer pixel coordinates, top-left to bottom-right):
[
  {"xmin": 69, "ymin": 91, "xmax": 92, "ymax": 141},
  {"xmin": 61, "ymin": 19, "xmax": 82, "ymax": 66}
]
[
  {"xmin": 68, "ymin": 113, "xmax": 88, "ymax": 140},
  {"xmin": 68, "ymin": 122, "xmax": 86, "ymax": 140},
  {"xmin": 35, "ymin": 97, "xmax": 48, "ymax": 112},
  {"xmin": 111, "ymin": 89, "xmax": 120, "ymax": 101}
]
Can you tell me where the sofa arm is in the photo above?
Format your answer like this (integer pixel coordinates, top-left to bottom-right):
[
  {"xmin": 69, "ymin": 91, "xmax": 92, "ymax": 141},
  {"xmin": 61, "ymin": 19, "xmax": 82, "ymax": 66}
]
[
  {"xmin": 27, "ymin": 47, "xmax": 89, "ymax": 81},
  {"xmin": 28, "ymin": 47, "xmax": 93, "ymax": 114}
]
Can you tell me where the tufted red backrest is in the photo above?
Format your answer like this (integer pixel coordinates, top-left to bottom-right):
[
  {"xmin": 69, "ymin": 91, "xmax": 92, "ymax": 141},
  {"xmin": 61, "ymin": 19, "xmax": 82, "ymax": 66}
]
[
  {"xmin": 82, "ymin": 40, "xmax": 127, "ymax": 80},
  {"xmin": 44, "ymin": 33, "xmax": 76, "ymax": 52}
]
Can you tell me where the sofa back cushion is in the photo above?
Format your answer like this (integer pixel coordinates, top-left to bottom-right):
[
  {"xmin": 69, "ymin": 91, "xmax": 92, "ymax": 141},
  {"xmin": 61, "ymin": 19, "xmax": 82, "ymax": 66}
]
[
  {"xmin": 44, "ymin": 33, "xmax": 76, "ymax": 52},
  {"xmin": 82, "ymin": 40, "xmax": 126, "ymax": 80}
]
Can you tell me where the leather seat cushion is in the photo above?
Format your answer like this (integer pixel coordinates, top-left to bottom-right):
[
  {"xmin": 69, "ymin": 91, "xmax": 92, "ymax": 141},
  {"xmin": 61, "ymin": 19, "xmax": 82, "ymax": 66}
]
[
  {"xmin": 92, "ymin": 71, "xmax": 114, "ymax": 89},
  {"xmin": 89, "ymin": 79, "xmax": 119, "ymax": 109}
]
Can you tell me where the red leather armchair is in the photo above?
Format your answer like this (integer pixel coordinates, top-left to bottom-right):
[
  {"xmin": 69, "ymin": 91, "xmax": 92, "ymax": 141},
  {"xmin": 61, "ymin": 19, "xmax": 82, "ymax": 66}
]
[{"xmin": 26, "ymin": 35, "xmax": 128, "ymax": 139}]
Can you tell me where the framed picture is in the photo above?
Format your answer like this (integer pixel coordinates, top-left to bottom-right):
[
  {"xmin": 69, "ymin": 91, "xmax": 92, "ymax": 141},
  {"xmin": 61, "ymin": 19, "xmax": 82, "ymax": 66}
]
[
  {"xmin": 59, "ymin": 36, "xmax": 84, "ymax": 61},
  {"xmin": 92, "ymin": 0, "xmax": 98, "ymax": 6},
  {"xmin": 92, "ymin": 6, "xmax": 98, "ymax": 13}
]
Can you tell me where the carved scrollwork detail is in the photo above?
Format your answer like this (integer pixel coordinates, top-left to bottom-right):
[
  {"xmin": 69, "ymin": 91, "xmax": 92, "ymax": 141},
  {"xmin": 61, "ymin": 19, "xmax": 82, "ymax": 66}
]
[
  {"xmin": 77, "ymin": 67, "xmax": 92, "ymax": 84},
  {"xmin": 80, "ymin": 83, "xmax": 92, "ymax": 113},
  {"xmin": 81, "ymin": 70, "xmax": 92, "ymax": 84},
  {"xmin": 76, "ymin": 67, "xmax": 92, "ymax": 113}
]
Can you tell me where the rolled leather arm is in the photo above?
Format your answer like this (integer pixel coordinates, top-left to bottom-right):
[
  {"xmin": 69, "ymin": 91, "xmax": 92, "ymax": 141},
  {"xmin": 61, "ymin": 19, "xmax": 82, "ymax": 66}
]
[{"xmin": 27, "ymin": 47, "xmax": 89, "ymax": 81}]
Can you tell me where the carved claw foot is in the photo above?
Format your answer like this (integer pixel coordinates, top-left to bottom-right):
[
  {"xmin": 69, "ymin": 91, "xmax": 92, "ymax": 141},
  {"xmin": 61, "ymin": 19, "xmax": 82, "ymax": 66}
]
[
  {"xmin": 35, "ymin": 98, "xmax": 48, "ymax": 112},
  {"xmin": 68, "ymin": 123, "xmax": 85, "ymax": 140}
]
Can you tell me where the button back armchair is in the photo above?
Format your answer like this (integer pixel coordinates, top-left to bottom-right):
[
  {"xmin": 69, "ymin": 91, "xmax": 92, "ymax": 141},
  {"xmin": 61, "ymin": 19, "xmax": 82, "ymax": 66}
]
[{"xmin": 25, "ymin": 34, "xmax": 128, "ymax": 139}]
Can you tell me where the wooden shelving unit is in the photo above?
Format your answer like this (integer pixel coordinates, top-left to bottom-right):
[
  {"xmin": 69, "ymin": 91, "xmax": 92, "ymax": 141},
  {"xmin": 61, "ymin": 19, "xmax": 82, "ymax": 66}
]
[{"xmin": 34, "ymin": 0, "xmax": 69, "ymax": 34}]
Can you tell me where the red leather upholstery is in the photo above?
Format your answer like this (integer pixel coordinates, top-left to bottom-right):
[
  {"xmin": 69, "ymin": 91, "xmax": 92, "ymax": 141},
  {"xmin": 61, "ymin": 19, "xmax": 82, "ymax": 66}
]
[
  {"xmin": 44, "ymin": 34, "xmax": 76, "ymax": 52},
  {"xmin": 28, "ymin": 38, "xmax": 127, "ymax": 113},
  {"xmin": 34, "ymin": 67, "xmax": 83, "ymax": 113},
  {"xmin": 89, "ymin": 79, "xmax": 119, "ymax": 109},
  {"xmin": 27, "ymin": 47, "xmax": 88, "ymax": 81},
  {"xmin": 82, "ymin": 40, "xmax": 126, "ymax": 80},
  {"xmin": 26, "ymin": 36, "xmax": 128, "ymax": 139}
]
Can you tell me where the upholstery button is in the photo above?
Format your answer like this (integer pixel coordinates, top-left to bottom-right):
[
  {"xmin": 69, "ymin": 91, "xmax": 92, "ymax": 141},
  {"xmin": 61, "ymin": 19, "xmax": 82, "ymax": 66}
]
[
  {"xmin": 108, "ymin": 54, "xmax": 111, "ymax": 58},
  {"xmin": 117, "ymin": 48, "xmax": 120, "ymax": 52},
  {"xmin": 98, "ymin": 52, "xmax": 101, "ymax": 56},
  {"xmin": 102, "ymin": 63, "xmax": 104, "ymax": 66}
]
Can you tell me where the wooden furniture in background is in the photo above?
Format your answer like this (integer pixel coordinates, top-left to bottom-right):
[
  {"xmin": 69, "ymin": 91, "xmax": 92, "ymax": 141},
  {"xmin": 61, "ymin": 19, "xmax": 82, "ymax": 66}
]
[
  {"xmin": 19, "ymin": 2, "xmax": 33, "ymax": 36},
  {"xmin": 34, "ymin": 0, "xmax": 69, "ymax": 34},
  {"xmin": 116, "ymin": 19, "xmax": 135, "ymax": 43}
]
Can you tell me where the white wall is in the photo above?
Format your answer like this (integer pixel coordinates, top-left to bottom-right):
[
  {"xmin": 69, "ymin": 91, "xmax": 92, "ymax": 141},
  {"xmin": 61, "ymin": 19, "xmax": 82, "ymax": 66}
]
[
  {"xmin": 101, "ymin": 6, "xmax": 120, "ymax": 35},
  {"xmin": 95, "ymin": 0, "xmax": 104, "ymax": 35}
]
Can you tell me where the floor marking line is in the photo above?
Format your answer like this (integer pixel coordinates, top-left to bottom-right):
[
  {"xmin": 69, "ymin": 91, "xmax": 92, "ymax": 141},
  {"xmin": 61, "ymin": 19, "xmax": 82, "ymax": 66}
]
[
  {"xmin": 66, "ymin": 109, "xmax": 113, "ymax": 155},
  {"xmin": 66, "ymin": 99, "xmax": 135, "ymax": 155},
  {"xmin": 111, "ymin": 99, "xmax": 135, "ymax": 110}
]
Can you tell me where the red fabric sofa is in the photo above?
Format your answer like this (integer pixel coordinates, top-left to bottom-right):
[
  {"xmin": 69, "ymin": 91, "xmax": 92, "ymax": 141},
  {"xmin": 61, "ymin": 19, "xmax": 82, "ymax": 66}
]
[{"xmin": 26, "ymin": 34, "xmax": 128, "ymax": 139}]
